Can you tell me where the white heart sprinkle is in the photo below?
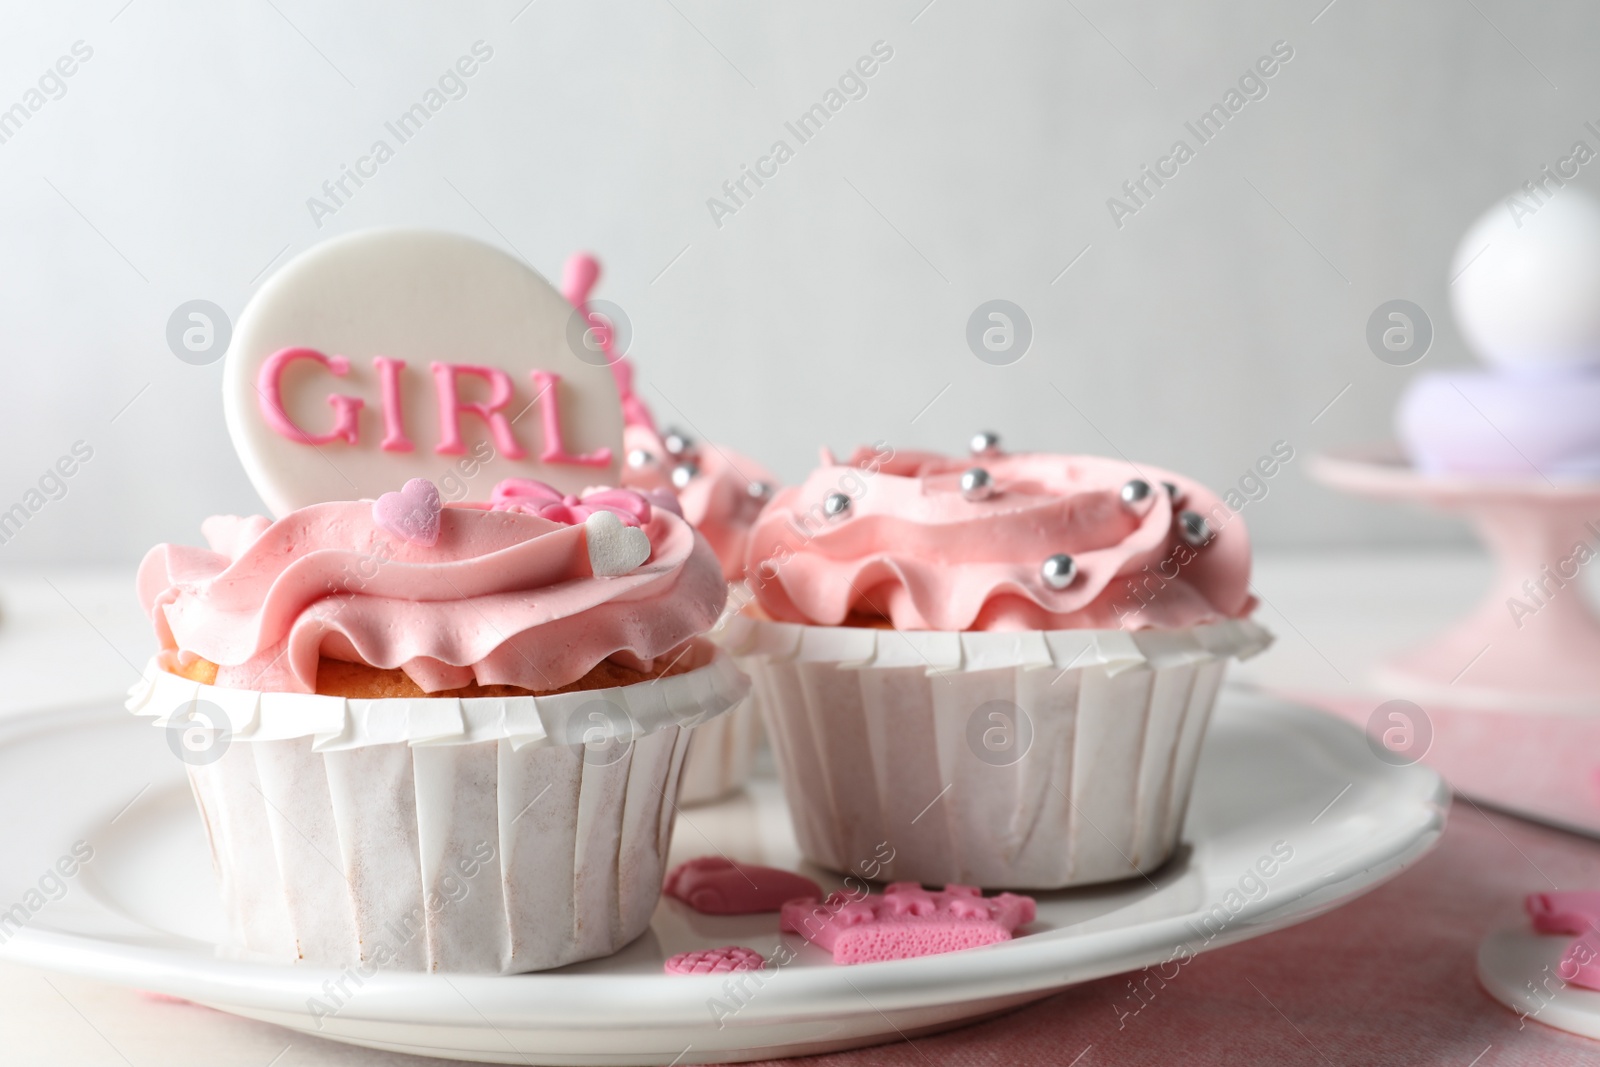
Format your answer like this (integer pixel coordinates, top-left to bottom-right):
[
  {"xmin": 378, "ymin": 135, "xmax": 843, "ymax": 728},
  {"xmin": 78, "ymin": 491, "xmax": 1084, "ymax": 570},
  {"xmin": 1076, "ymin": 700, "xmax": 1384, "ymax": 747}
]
[{"xmin": 585, "ymin": 510, "xmax": 651, "ymax": 576}]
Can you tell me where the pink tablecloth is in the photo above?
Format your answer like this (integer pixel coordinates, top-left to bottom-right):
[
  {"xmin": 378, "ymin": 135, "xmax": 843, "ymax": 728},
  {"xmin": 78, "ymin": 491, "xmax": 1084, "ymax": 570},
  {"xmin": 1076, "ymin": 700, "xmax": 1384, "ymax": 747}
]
[{"xmin": 754, "ymin": 799, "xmax": 1600, "ymax": 1067}]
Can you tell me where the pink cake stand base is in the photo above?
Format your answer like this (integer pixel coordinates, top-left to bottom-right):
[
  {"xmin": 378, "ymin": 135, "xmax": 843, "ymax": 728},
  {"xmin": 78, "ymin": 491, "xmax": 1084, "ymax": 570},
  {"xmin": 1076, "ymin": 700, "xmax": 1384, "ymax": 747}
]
[
  {"xmin": 1308, "ymin": 446, "xmax": 1600, "ymax": 836},
  {"xmin": 1312, "ymin": 445, "xmax": 1600, "ymax": 714}
]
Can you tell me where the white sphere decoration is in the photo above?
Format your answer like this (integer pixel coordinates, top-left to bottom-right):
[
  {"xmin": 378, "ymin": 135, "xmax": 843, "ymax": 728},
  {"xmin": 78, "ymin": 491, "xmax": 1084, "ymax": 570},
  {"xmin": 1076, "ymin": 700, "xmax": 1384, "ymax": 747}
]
[{"xmin": 1451, "ymin": 188, "xmax": 1600, "ymax": 374}]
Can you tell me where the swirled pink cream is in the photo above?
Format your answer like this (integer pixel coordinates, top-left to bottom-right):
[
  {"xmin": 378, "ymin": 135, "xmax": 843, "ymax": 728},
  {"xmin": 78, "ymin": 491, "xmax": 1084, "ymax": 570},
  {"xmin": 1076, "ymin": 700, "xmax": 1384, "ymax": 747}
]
[
  {"xmin": 622, "ymin": 423, "xmax": 779, "ymax": 583},
  {"xmin": 745, "ymin": 446, "xmax": 1254, "ymax": 632},
  {"xmin": 137, "ymin": 491, "xmax": 727, "ymax": 694}
]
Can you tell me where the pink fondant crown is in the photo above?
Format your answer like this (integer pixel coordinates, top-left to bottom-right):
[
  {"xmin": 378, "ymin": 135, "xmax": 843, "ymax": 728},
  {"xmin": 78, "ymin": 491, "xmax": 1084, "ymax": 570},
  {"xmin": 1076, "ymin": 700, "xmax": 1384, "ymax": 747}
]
[{"xmin": 780, "ymin": 883, "xmax": 1035, "ymax": 965}]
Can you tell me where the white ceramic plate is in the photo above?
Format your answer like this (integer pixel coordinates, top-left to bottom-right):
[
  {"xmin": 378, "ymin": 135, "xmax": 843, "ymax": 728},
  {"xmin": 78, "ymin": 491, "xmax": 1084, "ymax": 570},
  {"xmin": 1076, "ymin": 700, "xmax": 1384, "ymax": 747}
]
[{"xmin": 0, "ymin": 691, "xmax": 1445, "ymax": 1065}]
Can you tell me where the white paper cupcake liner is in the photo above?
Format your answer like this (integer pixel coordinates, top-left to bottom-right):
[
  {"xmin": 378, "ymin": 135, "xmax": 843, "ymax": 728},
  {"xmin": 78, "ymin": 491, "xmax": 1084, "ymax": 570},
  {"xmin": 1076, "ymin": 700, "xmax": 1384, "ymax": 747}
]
[
  {"xmin": 675, "ymin": 698, "xmax": 763, "ymax": 806},
  {"xmin": 720, "ymin": 615, "xmax": 1271, "ymax": 890},
  {"xmin": 676, "ymin": 583, "xmax": 767, "ymax": 806},
  {"xmin": 126, "ymin": 646, "xmax": 749, "ymax": 974}
]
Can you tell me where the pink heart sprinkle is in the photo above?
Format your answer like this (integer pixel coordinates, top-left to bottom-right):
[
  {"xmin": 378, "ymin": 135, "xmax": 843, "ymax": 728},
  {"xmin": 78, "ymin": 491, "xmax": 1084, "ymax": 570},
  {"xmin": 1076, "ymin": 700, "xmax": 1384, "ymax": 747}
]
[{"xmin": 373, "ymin": 478, "xmax": 442, "ymax": 546}]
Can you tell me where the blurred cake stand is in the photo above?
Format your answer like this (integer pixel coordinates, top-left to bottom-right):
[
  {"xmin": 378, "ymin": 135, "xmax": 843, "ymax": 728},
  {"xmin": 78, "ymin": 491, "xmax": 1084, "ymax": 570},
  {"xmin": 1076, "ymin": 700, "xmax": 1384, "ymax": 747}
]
[
  {"xmin": 1310, "ymin": 444, "xmax": 1600, "ymax": 834},
  {"xmin": 1313, "ymin": 443, "xmax": 1600, "ymax": 712}
]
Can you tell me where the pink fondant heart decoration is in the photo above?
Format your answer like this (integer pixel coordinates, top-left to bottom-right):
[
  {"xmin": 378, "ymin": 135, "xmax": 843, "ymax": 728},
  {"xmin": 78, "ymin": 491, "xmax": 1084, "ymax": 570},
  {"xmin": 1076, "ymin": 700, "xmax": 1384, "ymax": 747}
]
[
  {"xmin": 372, "ymin": 478, "xmax": 442, "ymax": 546},
  {"xmin": 664, "ymin": 856, "xmax": 822, "ymax": 915},
  {"xmin": 560, "ymin": 252, "xmax": 656, "ymax": 431},
  {"xmin": 663, "ymin": 945, "xmax": 767, "ymax": 976}
]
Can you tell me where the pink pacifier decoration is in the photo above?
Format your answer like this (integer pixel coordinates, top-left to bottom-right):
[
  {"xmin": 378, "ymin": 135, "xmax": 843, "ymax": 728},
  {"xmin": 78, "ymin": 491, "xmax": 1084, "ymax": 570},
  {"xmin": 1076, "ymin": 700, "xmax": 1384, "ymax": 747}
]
[
  {"xmin": 663, "ymin": 857, "xmax": 823, "ymax": 915},
  {"xmin": 1526, "ymin": 892, "xmax": 1600, "ymax": 989},
  {"xmin": 561, "ymin": 251, "xmax": 656, "ymax": 431},
  {"xmin": 559, "ymin": 253, "xmax": 601, "ymax": 312},
  {"xmin": 609, "ymin": 357, "xmax": 655, "ymax": 431},
  {"xmin": 490, "ymin": 479, "xmax": 652, "ymax": 527},
  {"xmin": 780, "ymin": 883, "xmax": 1036, "ymax": 965},
  {"xmin": 663, "ymin": 945, "xmax": 767, "ymax": 976},
  {"xmin": 372, "ymin": 478, "xmax": 442, "ymax": 546},
  {"xmin": 560, "ymin": 250, "xmax": 782, "ymax": 584}
]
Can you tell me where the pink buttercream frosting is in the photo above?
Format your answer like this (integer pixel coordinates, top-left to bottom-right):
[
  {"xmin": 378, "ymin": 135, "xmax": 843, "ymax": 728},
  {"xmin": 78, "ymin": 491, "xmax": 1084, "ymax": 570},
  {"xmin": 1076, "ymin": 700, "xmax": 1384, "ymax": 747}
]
[
  {"xmin": 745, "ymin": 447, "xmax": 1254, "ymax": 632},
  {"xmin": 137, "ymin": 492, "xmax": 727, "ymax": 694},
  {"xmin": 622, "ymin": 423, "xmax": 778, "ymax": 583}
]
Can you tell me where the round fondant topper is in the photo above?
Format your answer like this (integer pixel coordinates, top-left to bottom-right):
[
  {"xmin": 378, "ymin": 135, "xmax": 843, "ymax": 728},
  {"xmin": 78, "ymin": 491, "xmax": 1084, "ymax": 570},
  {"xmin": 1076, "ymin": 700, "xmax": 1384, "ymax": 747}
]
[{"xmin": 223, "ymin": 229, "xmax": 623, "ymax": 517}]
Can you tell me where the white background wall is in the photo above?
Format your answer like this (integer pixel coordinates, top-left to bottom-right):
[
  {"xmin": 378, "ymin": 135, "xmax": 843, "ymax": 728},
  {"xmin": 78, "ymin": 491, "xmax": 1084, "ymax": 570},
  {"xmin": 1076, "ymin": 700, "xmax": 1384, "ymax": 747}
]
[{"xmin": 0, "ymin": 0, "xmax": 1593, "ymax": 563}]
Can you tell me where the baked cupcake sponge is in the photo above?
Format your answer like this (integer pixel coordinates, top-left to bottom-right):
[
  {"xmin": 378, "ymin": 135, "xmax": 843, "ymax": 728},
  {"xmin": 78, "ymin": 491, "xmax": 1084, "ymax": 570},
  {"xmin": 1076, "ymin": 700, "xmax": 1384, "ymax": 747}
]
[{"xmin": 168, "ymin": 654, "xmax": 693, "ymax": 699}]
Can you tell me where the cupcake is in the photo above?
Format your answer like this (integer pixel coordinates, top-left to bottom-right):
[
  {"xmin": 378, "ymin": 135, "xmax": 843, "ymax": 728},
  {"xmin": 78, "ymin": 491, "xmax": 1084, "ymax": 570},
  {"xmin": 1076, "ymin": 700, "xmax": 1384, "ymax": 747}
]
[
  {"xmin": 563, "ymin": 252, "xmax": 777, "ymax": 804},
  {"xmin": 618, "ymin": 415, "xmax": 776, "ymax": 806},
  {"xmin": 620, "ymin": 412, "xmax": 778, "ymax": 586},
  {"xmin": 723, "ymin": 439, "xmax": 1271, "ymax": 890},
  {"xmin": 127, "ymin": 479, "xmax": 746, "ymax": 974}
]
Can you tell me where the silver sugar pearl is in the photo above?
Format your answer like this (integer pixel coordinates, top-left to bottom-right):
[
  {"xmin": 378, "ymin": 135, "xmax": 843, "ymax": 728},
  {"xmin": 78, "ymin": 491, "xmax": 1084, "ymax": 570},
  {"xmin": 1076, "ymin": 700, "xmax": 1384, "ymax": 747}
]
[
  {"xmin": 1120, "ymin": 478, "xmax": 1151, "ymax": 506},
  {"xmin": 1178, "ymin": 510, "xmax": 1211, "ymax": 546},
  {"xmin": 1163, "ymin": 481, "xmax": 1184, "ymax": 504},
  {"xmin": 626, "ymin": 448, "xmax": 655, "ymax": 469},
  {"xmin": 670, "ymin": 463, "xmax": 699, "ymax": 489},
  {"xmin": 970, "ymin": 431, "xmax": 1002, "ymax": 457},
  {"xmin": 823, "ymin": 491, "xmax": 852, "ymax": 518},
  {"xmin": 960, "ymin": 467, "xmax": 996, "ymax": 501},
  {"xmin": 747, "ymin": 480, "xmax": 773, "ymax": 500},
  {"xmin": 1041, "ymin": 553, "xmax": 1078, "ymax": 590},
  {"xmin": 662, "ymin": 429, "xmax": 692, "ymax": 457}
]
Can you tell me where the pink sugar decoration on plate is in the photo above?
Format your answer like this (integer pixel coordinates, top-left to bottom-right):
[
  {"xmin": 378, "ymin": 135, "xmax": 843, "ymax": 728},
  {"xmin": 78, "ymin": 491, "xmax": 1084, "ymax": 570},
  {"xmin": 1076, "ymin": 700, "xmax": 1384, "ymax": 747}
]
[
  {"xmin": 664, "ymin": 856, "xmax": 823, "ymax": 915},
  {"xmin": 1526, "ymin": 891, "xmax": 1600, "ymax": 989},
  {"xmin": 780, "ymin": 883, "xmax": 1036, "ymax": 965},
  {"xmin": 663, "ymin": 945, "xmax": 767, "ymax": 976}
]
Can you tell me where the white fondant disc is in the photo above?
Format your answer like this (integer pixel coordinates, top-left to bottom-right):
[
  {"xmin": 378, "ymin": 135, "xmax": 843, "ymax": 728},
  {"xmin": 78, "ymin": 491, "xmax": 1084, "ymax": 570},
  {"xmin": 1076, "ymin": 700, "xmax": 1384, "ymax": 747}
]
[
  {"xmin": 223, "ymin": 229, "xmax": 622, "ymax": 516},
  {"xmin": 1478, "ymin": 922, "xmax": 1600, "ymax": 1038}
]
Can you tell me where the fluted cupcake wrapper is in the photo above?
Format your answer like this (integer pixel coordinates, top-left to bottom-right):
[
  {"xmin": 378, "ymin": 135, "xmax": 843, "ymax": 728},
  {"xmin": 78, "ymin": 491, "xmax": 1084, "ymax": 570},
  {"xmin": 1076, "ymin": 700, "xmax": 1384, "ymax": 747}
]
[
  {"xmin": 676, "ymin": 582, "xmax": 767, "ymax": 807},
  {"xmin": 723, "ymin": 617, "xmax": 1270, "ymax": 890},
  {"xmin": 128, "ymin": 648, "xmax": 750, "ymax": 974},
  {"xmin": 676, "ymin": 699, "xmax": 763, "ymax": 806}
]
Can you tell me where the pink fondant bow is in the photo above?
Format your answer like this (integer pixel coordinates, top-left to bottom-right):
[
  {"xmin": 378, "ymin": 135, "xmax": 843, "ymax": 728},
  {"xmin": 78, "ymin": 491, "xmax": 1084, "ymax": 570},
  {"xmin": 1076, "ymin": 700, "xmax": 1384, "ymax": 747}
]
[{"xmin": 490, "ymin": 479, "xmax": 652, "ymax": 527}]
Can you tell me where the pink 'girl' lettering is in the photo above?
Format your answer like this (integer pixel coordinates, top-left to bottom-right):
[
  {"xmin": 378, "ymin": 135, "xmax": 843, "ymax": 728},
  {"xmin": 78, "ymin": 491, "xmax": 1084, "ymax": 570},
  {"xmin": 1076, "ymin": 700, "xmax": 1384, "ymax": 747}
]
[
  {"xmin": 254, "ymin": 347, "xmax": 611, "ymax": 467},
  {"xmin": 257, "ymin": 347, "xmax": 363, "ymax": 446}
]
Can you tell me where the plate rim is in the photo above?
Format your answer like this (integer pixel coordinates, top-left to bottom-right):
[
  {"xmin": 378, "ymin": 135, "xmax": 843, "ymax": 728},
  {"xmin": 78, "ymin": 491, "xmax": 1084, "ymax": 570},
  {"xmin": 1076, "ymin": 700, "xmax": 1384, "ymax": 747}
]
[{"xmin": 0, "ymin": 693, "xmax": 1448, "ymax": 1028}]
